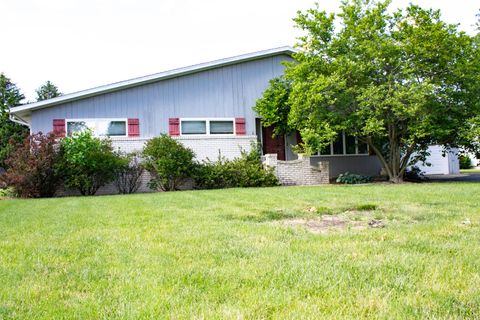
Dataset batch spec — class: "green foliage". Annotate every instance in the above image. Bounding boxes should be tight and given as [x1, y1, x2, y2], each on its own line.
[336, 172, 372, 184]
[0, 133, 62, 198]
[256, 0, 480, 183]
[114, 152, 145, 194]
[143, 134, 196, 191]
[0, 187, 15, 198]
[404, 166, 427, 182]
[459, 155, 472, 170]
[194, 146, 279, 189]
[254, 76, 293, 137]
[354, 203, 378, 211]
[0, 73, 29, 168]
[58, 130, 122, 195]
[35, 80, 61, 101]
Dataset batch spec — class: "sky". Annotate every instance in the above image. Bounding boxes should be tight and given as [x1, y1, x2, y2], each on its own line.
[1, 0, 478, 101]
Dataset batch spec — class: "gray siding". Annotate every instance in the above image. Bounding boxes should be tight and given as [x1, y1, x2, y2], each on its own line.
[310, 155, 383, 178]
[31, 55, 291, 137]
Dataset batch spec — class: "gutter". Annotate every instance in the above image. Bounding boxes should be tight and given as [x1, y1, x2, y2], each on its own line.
[9, 114, 30, 128]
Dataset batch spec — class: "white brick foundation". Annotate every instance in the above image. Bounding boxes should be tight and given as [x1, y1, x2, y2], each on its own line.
[263, 153, 329, 185]
[175, 135, 256, 161]
[57, 136, 258, 196]
[109, 136, 256, 161]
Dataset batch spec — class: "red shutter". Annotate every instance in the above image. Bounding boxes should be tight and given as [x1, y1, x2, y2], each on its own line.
[128, 118, 140, 137]
[235, 117, 246, 135]
[169, 118, 180, 136]
[53, 119, 65, 137]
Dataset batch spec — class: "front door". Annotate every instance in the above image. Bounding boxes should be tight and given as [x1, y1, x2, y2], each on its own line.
[262, 125, 286, 160]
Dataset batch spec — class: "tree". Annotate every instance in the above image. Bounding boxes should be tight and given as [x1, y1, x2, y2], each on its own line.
[0, 73, 29, 168]
[254, 76, 293, 137]
[476, 9, 479, 30]
[35, 80, 61, 101]
[255, 0, 480, 182]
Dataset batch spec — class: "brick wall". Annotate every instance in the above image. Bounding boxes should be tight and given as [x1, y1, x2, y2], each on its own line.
[263, 153, 329, 185]
[109, 136, 256, 161]
[57, 136, 257, 196]
[174, 135, 256, 161]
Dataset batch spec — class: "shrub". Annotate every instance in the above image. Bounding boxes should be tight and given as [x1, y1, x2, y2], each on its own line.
[459, 155, 472, 169]
[0, 133, 61, 197]
[404, 166, 427, 182]
[0, 187, 15, 198]
[57, 131, 123, 195]
[194, 147, 279, 189]
[114, 152, 145, 194]
[336, 172, 372, 184]
[143, 134, 196, 191]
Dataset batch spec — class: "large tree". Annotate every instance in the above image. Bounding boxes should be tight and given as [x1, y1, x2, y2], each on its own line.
[255, 0, 480, 182]
[35, 80, 61, 101]
[0, 73, 29, 169]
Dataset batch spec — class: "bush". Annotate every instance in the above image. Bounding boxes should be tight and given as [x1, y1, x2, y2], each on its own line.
[0, 133, 61, 197]
[336, 172, 372, 184]
[459, 155, 472, 169]
[194, 147, 279, 189]
[114, 152, 145, 194]
[404, 166, 427, 182]
[0, 187, 16, 198]
[143, 134, 196, 191]
[58, 131, 123, 195]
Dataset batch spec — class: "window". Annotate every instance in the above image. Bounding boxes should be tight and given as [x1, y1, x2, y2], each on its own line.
[180, 118, 234, 135]
[345, 135, 357, 154]
[318, 132, 368, 156]
[210, 121, 234, 134]
[333, 135, 344, 155]
[66, 119, 127, 137]
[181, 120, 207, 135]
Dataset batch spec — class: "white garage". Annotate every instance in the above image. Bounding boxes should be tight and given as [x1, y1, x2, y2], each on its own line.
[414, 145, 460, 175]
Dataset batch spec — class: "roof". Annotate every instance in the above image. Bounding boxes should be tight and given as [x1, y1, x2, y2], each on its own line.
[10, 46, 296, 116]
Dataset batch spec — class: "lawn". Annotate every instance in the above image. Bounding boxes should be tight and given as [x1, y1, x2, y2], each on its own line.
[460, 168, 480, 174]
[0, 183, 479, 319]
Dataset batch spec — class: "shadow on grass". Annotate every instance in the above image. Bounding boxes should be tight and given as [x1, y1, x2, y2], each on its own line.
[225, 203, 380, 223]
[225, 209, 304, 223]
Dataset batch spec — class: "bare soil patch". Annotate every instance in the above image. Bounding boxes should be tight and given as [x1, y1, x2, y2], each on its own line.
[277, 215, 367, 234]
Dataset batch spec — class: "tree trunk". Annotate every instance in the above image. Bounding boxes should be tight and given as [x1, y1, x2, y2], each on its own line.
[388, 175, 404, 183]
[366, 136, 413, 184]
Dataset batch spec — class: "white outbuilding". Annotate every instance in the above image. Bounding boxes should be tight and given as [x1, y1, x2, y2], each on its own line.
[414, 145, 460, 175]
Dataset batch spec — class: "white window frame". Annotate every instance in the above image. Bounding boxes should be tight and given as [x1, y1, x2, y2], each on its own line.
[66, 118, 128, 138]
[180, 118, 236, 136]
[318, 132, 369, 156]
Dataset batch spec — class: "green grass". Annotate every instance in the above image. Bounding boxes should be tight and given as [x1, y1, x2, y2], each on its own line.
[460, 168, 480, 173]
[0, 183, 479, 319]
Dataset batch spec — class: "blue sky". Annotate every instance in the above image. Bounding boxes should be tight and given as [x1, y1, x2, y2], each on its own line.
[1, 0, 478, 101]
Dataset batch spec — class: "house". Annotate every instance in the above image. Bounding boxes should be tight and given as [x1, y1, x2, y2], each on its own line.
[10, 47, 383, 181]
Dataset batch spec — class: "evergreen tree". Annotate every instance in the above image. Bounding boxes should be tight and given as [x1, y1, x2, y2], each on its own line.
[0, 73, 29, 168]
[35, 80, 61, 101]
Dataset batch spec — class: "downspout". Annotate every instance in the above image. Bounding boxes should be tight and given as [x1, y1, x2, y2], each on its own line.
[9, 114, 31, 129]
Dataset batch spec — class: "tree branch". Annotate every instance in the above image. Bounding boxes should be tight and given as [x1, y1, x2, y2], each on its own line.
[367, 137, 392, 179]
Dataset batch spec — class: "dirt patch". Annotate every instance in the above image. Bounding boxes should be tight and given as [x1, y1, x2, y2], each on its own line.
[277, 215, 367, 234]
